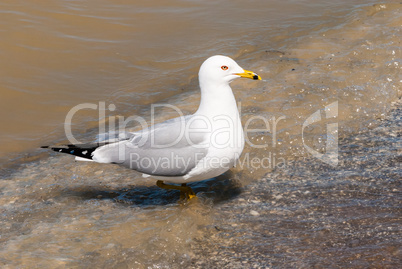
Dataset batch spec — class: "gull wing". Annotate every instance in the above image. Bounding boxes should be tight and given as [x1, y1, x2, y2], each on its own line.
[92, 115, 209, 176]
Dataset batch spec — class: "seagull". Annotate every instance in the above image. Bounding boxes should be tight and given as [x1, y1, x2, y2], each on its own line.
[42, 55, 261, 200]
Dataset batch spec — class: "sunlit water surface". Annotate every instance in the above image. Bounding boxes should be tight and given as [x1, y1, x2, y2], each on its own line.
[0, 1, 401, 268]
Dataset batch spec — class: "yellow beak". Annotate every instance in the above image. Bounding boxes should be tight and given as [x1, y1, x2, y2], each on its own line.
[235, 69, 262, 80]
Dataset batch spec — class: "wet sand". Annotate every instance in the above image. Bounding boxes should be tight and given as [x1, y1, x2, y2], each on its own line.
[190, 98, 401, 268]
[1, 99, 399, 267]
[0, 1, 401, 268]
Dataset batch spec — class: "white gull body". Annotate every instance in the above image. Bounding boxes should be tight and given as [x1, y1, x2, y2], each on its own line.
[53, 55, 261, 184]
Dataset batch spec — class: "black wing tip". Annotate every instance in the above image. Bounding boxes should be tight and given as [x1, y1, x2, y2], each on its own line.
[41, 144, 99, 160]
[40, 143, 99, 150]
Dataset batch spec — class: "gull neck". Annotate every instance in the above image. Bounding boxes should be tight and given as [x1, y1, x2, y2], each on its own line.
[195, 82, 239, 119]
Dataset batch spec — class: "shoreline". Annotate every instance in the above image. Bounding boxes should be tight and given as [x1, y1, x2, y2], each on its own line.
[2, 2, 401, 177]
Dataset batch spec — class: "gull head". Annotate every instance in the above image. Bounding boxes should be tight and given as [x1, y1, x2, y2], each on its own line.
[198, 55, 261, 88]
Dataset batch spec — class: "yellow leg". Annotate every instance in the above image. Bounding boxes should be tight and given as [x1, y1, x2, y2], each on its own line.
[156, 180, 196, 200]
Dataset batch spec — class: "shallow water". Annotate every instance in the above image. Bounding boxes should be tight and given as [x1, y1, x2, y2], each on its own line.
[1, 1, 401, 268]
[1, 0, 399, 164]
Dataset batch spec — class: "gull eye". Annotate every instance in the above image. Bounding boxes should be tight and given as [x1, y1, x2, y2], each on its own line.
[221, 65, 228, 70]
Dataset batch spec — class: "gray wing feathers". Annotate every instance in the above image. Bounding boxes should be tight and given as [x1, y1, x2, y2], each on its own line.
[92, 115, 208, 176]
[96, 131, 134, 143]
